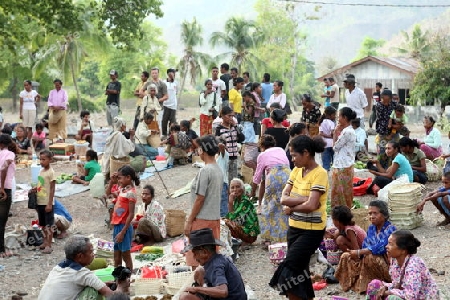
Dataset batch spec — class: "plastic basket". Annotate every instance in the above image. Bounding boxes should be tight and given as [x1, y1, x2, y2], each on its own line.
[166, 270, 193, 289]
[134, 278, 163, 295]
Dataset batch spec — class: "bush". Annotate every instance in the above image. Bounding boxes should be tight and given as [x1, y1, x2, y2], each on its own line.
[68, 96, 103, 112]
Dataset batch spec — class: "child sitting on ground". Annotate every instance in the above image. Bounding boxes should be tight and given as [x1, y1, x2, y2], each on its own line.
[162, 124, 191, 167]
[417, 171, 450, 226]
[352, 119, 368, 158]
[32, 123, 46, 152]
[388, 104, 410, 138]
[72, 150, 101, 185]
[75, 110, 95, 146]
[180, 118, 198, 141]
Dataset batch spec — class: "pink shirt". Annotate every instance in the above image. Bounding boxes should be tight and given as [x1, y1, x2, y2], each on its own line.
[32, 131, 46, 146]
[0, 149, 16, 189]
[252, 147, 289, 184]
[48, 89, 68, 109]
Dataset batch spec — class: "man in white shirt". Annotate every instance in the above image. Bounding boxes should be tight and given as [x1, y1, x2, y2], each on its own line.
[211, 67, 226, 109]
[344, 74, 368, 129]
[162, 68, 178, 137]
[38, 235, 126, 300]
[328, 77, 340, 110]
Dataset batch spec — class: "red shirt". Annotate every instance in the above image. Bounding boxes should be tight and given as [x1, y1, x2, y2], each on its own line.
[261, 118, 290, 129]
[111, 186, 137, 225]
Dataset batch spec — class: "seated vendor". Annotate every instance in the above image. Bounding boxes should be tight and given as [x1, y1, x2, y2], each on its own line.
[72, 150, 101, 185]
[224, 178, 260, 244]
[417, 172, 450, 226]
[38, 235, 127, 299]
[399, 137, 427, 184]
[133, 184, 166, 246]
[75, 110, 95, 146]
[180, 228, 247, 300]
[32, 123, 46, 152]
[163, 124, 191, 167]
[14, 125, 32, 158]
[135, 112, 158, 160]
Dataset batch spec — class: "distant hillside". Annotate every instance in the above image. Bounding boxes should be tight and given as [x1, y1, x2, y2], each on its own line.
[150, 0, 447, 68]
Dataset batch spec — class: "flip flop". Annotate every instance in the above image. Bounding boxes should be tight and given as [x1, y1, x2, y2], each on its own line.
[41, 247, 53, 254]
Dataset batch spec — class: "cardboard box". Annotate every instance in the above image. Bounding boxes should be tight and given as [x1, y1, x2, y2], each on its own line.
[49, 143, 75, 156]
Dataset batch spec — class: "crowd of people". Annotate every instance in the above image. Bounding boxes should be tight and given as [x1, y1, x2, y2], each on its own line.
[0, 66, 446, 299]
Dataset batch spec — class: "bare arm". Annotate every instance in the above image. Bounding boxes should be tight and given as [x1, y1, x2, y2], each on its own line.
[289, 190, 323, 214]
[185, 284, 228, 299]
[370, 162, 398, 178]
[411, 158, 426, 173]
[185, 194, 206, 235]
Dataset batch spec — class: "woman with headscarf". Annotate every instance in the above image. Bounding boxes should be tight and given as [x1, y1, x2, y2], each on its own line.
[102, 117, 135, 177]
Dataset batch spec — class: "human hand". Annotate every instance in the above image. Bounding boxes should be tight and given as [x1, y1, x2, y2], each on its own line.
[115, 231, 125, 243]
[282, 205, 292, 215]
[349, 249, 360, 259]
[417, 201, 425, 212]
[184, 286, 198, 294]
[45, 204, 53, 213]
[184, 220, 192, 237]
[129, 129, 135, 137]
[20, 114, 23, 120]
[0, 189, 6, 201]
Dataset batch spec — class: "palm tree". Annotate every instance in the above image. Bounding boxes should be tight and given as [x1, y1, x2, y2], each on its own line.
[178, 18, 212, 102]
[209, 17, 264, 76]
[396, 24, 430, 60]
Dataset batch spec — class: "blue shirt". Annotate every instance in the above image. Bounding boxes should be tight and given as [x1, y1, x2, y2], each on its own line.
[54, 199, 73, 222]
[261, 82, 273, 105]
[363, 221, 396, 255]
[393, 153, 413, 182]
[203, 253, 247, 300]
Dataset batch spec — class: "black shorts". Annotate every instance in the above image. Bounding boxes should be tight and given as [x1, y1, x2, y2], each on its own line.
[36, 205, 55, 227]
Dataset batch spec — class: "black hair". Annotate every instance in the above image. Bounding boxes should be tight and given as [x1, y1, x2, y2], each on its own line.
[142, 71, 149, 78]
[243, 91, 255, 101]
[180, 120, 191, 130]
[251, 82, 261, 92]
[53, 79, 62, 84]
[263, 73, 271, 82]
[387, 141, 400, 152]
[331, 205, 355, 226]
[220, 63, 229, 71]
[24, 80, 32, 86]
[220, 105, 233, 117]
[381, 89, 393, 97]
[204, 79, 212, 86]
[107, 292, 130, 300]
[118, 165, 140, 186]
[323, 78, 328, 82]
[269, 102, 282, 109]
[35, 123, 44, 130]
[80, 110, 90, 119]
[0, 134, 13, 147]
[212, 66, 218, 70]
[444, 171, 450, 179]
[0, 107, 3, 113]
[233, 77, 244, 86]
[288, 123, 307, 137]
[86, 149, 98, 161]
[319, 106, 337, 125]
[196, 135, 219, 156]
[40, 149, 54, 159]
[144, 112, 154, 121]
[170, 124, 181, 132]
[274, 80, 284, 88]
[243, 71, 249, 77]
[328, 77, 335, 82]
[392, 230, 421, 254]
[270, 109, 286, 123]
[369, 200, 389, 219]
[351, 118, 361, 127]
[259, 134, 276, 149]
[1, 126, 12, 135]
[302, 93, 313, 102]
[142, 184, 155, 198]
[399, 137, 419, 148]
[339, 107, 357, 122]
[424, 116, 436, 125]
[230, 67, 238, 73]
[376, 82, 383, 88]
[289, 135, 326, 156]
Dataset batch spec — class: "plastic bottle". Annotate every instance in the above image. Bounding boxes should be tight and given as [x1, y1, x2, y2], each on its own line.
[31, 154, 41, 184]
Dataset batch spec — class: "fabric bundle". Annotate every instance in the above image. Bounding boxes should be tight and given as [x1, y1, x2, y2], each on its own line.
[388, 183, 424, 230]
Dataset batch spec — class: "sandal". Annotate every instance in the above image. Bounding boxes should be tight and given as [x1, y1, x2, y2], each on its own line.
[41, 247, 53, 254]
[437, 219, 450, 226]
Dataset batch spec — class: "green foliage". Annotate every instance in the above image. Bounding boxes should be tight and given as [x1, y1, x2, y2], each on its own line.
[396, 24, 430, 60]
[67, 96, 103, 113]
[353, 36, 386, 61]
[79, 61, 103, 98]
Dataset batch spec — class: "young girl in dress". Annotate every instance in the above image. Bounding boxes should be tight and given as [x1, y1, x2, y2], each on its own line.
[319, 106, 336, 171]
[242, 91, 256, 143]
[111, 166, 140, 271]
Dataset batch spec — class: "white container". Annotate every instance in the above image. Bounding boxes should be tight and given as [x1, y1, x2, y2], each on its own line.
[89, 173, 105, 198]
[73, 142, 89, 156]
[153, 160, 167, 171]
[92, 128, 111, 153]
[157, 147, 165, 156]
[31, 164, 42, 184]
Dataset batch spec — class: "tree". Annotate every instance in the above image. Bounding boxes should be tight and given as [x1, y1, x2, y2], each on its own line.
[210, 17, 264, 76]
[178, 18, 212, 102]
[396, 24, 430, 60]
[317, 56, 339, 76]
[353, 36, 386, 61]
[79, 61, 103, 98]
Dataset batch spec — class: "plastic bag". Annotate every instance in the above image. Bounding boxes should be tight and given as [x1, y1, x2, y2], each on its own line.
[171, 238, 186, 254]
[141, 266, 163, 279]
[377, 174, 409, 202]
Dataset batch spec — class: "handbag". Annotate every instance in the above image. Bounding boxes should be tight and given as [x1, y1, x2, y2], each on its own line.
[26, 229, 44, 246]
[27, 191, 37, 209]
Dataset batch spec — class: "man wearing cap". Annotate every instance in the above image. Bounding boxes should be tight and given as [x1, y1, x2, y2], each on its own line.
[161, 68, 178, 137]
[149, 67, 168, 133]
[344, 74, 368, 129]
[105, 70, 121, 127]
[180, 228, 247, 300]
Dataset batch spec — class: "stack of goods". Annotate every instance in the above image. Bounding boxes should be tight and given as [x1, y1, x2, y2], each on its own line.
[388, 183, 424, 230]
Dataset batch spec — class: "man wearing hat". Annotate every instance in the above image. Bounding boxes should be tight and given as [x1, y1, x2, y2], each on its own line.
[180, 228, 247, 300]
[162, 68, 178, 137]
[105, 70, 121, 127]
[344, 74, 368, 129]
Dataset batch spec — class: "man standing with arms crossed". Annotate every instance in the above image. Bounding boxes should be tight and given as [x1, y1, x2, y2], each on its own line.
[133, 71, 149, 130]
[105, 70, 121, 127]
[161, 68, 178, 137]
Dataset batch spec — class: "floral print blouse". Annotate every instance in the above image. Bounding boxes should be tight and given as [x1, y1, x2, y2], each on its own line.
[301, 105, 321, 124]
[143, 200, 167, 239]
[385, 255, 439, 299]
[332, 125, 356, 168]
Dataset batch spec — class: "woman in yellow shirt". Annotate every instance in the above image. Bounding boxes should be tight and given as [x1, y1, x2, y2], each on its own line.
[270, 135, 329, 300]
[229, 77, 244, 123]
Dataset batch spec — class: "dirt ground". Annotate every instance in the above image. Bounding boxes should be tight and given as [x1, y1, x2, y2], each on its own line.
[0, 107, 450, 299]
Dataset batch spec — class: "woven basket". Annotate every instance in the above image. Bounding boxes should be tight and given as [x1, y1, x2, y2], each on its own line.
[167, 270, 193, 289]
[323, 238, 338, 251]
[352, 208, 370, 232]
[110, 156, 130, 177]
[326, 250, 342, 265]
[241, 165, 254, 185]
[134, 277, 162, 295]
[165, 209, 186, 237]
